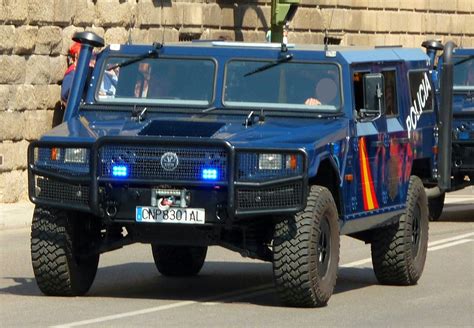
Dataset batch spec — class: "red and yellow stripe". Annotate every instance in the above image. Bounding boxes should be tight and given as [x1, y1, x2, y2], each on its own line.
[359, 137, 379, 211]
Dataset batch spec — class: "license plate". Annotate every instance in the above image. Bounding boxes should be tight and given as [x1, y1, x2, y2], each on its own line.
[136, 206, 205, 224]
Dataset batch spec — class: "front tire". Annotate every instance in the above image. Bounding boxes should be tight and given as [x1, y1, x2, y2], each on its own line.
[30, 206, 100, 296]
[151, 245, 207, 276]
[371, 176, 429, 285]
[273, 186, 340, 307]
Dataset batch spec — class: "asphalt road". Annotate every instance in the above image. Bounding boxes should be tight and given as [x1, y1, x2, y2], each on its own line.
[1, 188, 473, 327]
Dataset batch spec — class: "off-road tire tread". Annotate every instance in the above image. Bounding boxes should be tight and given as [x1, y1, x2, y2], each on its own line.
[371, 176, 429, 285]
[30, 206, 99, 296]
[273, 186, 340, 307]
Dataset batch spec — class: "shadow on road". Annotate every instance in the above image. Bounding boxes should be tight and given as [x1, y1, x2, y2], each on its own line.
[438, 203, 474, 222]
[0, 261, 378, 307]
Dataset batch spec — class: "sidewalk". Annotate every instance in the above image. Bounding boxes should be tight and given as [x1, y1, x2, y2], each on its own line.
[0, 201, 35, 230]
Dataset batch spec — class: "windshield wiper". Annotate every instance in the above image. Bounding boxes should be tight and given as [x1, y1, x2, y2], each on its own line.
[244, 53, 293, 77]
[107, 42, 163, 71]
[454, 55, 474, 66]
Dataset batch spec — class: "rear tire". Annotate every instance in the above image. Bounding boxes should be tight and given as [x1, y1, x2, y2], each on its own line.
[273, 186, 340, 307]
[371, 176, 429, 285]
[428, 192, 445, 221]
[30, 206, 100, 296]
[151, 245, 207, 276]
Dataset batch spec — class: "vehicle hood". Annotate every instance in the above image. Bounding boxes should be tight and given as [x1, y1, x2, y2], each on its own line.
[40, 111, 350, 150]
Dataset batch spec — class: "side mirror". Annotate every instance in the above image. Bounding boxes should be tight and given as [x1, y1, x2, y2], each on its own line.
[359, 73, 385, 120]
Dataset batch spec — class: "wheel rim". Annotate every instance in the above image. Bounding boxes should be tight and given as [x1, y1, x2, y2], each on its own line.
[411, 204, 421, 257]
[317, 216, 331, 278]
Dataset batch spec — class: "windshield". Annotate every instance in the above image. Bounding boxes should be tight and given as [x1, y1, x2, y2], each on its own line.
[224, 60, 341, 111]
[453, 56, 474, 89]
[96, 57, 215, 106]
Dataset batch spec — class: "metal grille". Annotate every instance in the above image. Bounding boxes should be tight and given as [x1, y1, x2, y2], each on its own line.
[35, 176, 89, 205]
[34, 147, 90, 176]
[237, 152, 303, 182]
[99, 145, 228, 181]
[236, 182, 303, 210]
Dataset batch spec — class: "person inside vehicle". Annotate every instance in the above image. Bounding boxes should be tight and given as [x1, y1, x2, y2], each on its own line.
[146, 64, 175, 99]
[99, 65, 119, 97]
[305, 76, 338, 106]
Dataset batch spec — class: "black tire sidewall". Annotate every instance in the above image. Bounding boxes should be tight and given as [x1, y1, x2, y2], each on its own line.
[371, 176, 429, 285]
[313, 190, 340, 297]
[405, 176, 429, 282]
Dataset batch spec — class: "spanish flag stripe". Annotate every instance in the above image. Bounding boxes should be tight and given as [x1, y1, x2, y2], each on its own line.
[359, 137, 379, 211]
[367, 158, 380, 209]
[359, 138, 372, 210]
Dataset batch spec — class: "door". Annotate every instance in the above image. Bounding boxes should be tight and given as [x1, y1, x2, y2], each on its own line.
[351, 70, 388, 215]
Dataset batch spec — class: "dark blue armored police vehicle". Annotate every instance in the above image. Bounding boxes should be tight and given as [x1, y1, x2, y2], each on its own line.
[423, 41, 474, 220]
[29, 31, 442, 307]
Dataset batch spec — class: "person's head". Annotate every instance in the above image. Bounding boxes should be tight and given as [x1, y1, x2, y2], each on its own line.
[314, 76, 338, 105]
[67, 42, 81, 67]
[147, 62, 177, 98]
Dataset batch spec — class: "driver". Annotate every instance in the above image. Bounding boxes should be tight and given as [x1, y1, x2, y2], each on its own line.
[305, 70, 339, 106]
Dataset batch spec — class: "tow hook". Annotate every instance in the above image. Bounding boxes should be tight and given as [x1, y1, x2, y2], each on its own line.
[105, 201, 118, 218]
[157, 196, 175, 211]
[151, 188, 190, 209]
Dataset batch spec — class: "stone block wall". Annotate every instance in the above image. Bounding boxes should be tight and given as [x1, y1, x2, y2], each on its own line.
[0, 0, 473, 203]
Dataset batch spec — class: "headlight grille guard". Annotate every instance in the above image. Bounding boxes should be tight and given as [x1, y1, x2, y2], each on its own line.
[28, 137, 308, 217]
[28, 140, 93, 213]
[234, 148, 308, 216]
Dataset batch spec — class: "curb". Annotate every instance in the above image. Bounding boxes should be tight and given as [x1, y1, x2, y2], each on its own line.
[0, 202, 35, 230]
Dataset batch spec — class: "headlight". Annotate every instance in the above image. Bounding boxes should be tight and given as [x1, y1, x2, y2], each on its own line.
[258, 153, 283, 170]
[64, 148, 88, 163]
[258, 153, 300, 170]
[238, 152, 303, 182]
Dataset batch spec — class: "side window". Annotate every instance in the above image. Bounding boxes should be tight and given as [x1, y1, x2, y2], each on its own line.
[353, 71, 368, 112]
[454, 57, 474, 87]
[382, 70, 398, 116]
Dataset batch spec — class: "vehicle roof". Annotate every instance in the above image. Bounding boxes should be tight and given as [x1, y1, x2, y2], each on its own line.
[105, 41, 430, 65]
[453, 47, 474, 56]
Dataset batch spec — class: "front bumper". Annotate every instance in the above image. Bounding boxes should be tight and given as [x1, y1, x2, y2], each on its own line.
[28, 136, 308, 222]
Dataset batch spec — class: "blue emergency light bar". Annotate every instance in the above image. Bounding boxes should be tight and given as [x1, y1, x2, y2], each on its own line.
[202, 168, 218, 180]
[112, 165, 128, 177]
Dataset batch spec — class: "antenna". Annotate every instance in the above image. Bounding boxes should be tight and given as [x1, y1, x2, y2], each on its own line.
[127, 14, 136, 45]
[161, 22, 165, 45]
[281, 22, 289, 52]
[160, 1, 165, 45]
[324, 8, 335, 51]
